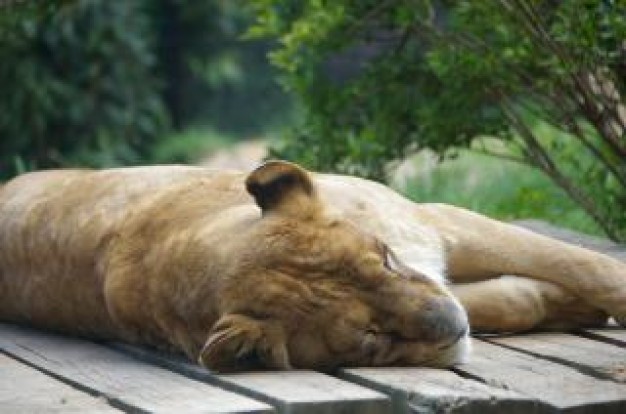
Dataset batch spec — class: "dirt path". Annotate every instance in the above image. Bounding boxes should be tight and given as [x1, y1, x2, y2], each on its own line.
[199, 140, 267, 171]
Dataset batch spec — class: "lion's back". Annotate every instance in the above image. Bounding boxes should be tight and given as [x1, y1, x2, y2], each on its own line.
[0, 165, 247, 334]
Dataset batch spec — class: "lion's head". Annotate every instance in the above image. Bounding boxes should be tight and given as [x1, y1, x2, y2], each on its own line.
[199, 161, 469, 371]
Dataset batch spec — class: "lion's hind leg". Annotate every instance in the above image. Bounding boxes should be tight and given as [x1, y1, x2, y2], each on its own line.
[416, 203, 626, 326]
[451, 276, 609, 333]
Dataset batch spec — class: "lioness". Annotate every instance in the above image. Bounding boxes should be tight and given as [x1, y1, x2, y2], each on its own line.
[0, 161, 624, 371]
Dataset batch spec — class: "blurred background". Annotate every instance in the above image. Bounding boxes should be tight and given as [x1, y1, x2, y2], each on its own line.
[0, 0, 624, 241]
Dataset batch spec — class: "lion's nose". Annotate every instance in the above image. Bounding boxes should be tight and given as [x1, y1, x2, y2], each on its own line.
[413, 297, 469, 344]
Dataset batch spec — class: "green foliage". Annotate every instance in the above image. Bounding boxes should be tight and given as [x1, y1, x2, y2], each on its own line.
[0, 0, 167, 178]
[405, 150, 601, 236]
[0, 1, 293, 179]
[249, 0, 626, 241]
[149, 128, 233, 164]
[148, 0, 293, 135]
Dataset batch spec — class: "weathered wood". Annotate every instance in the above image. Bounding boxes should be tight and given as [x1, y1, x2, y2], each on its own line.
[216, 371, 390, 414]
[339, 367, 543, 414]
[487, 332, 626, 382]
[0, 324, 273, 413]
[455, 339, 626, 413]
[114, 343, 391, 414]
[0, 353, 120, 413]
[580, 328, 626, 348]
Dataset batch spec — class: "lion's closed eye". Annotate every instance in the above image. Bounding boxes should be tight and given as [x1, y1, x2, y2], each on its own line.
[382, 245, 402, 275]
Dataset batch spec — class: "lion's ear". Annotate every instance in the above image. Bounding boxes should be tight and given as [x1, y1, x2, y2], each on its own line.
[245, 160, 319, 217]
[199, 314, 291, 372]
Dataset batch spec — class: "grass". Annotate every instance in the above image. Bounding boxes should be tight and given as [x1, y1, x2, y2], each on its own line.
[148, 128, 236, 165]
[402, 150, 603, 236]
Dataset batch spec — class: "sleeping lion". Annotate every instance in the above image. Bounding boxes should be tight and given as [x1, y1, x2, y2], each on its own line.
[0, 160, 624, 371]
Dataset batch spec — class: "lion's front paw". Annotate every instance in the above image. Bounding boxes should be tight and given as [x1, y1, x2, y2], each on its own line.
[607, 294, 626, 327]
[615, 315, 626, 327]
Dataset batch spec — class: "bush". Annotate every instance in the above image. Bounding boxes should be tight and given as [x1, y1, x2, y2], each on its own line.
[147, 0, 294, 135]
[0, 0, 167, 178]
[0, 1, 293, 179]
[249, 0, 626, 241]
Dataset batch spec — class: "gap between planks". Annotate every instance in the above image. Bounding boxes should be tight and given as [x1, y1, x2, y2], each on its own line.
[112, 342, 391, 414]
[452, 337, 626, 413]
[0, 352, 121, 413]
[0, 323, 273, 414]
[480, 332, 626, 383]
[577, 327, 626, 348]
[1, 348, 136, 413]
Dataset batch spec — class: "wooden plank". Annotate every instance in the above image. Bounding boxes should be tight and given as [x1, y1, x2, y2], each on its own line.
[338, 367, 544, 414]
[0, 353, 120, 413]
[487, 332, 626, 382]
[455, 339, 626, 413]
[114, 342, 391, 414]
[216, 371, 391, 414]
[580, 329, 626, 347]
[0, 324, 273, 413]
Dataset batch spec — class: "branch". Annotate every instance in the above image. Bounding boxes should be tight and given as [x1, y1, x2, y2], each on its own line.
[344, 0, 397, 38]
[467, 147, 534, 167]
[505, 0, 626, 157]
[498, 92, 620, 240]
[513, 95, 626, 188]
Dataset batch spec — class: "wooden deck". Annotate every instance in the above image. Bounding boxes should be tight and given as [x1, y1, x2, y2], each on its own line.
[1, 221, 625, 413]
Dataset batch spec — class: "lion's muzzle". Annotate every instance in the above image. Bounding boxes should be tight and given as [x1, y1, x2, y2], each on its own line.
[417, 296, 469, 345]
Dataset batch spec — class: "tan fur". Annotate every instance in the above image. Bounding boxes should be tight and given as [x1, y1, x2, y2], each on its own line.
[0, 161, 624, 371]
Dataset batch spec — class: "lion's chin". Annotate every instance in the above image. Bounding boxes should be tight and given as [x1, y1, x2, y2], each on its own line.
[426, 334, 472, 368]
